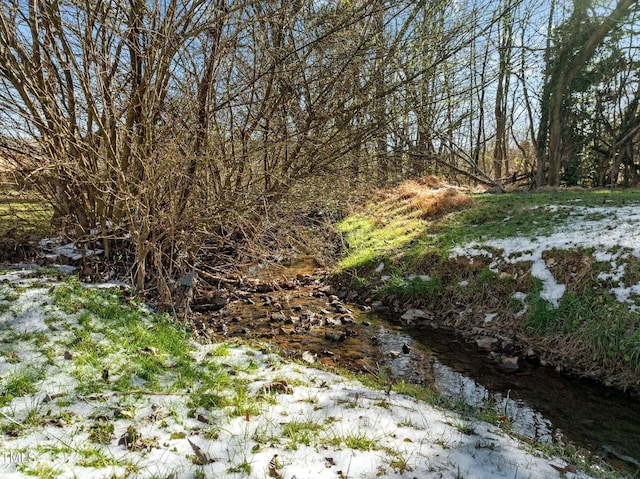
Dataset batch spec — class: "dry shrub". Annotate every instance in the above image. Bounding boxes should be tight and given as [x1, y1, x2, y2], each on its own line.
[395, 180, 424, 199]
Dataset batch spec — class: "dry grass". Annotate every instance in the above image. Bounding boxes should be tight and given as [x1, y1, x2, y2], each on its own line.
[393, 179, 475, 219]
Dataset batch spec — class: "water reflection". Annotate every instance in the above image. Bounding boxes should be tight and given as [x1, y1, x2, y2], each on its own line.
[431, 361, 556, 443]
[405, 325, 640, 475]
[345, 316, 640, 474]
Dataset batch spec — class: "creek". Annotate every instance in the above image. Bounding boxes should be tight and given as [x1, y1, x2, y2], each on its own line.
[194, 258, 640, 476]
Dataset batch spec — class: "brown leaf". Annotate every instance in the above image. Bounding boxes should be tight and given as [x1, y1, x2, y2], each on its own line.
[188, 438, 214, 465]
[268, 454, 283, 478]
[196, 413, 211, 424]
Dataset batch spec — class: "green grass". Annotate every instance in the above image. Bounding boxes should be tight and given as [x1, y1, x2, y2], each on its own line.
[76, 447, 120, 468]
[49, 278, 206, 395]
[325, 430, 381, 451]
[0, 191, 53, 237]
[88, 419, 115, 444]
[523, 280, 640, 372]
[227, 461, 252, 475]
[378, 274, 444, 300]
[337, 188, 640, 273]
[0, 365, 46, 406]
[281, 420, 325, 449]
[337, 214, 424, 270]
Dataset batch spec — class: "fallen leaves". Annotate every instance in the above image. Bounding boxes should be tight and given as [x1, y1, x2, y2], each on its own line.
[118, 425, 158, 452]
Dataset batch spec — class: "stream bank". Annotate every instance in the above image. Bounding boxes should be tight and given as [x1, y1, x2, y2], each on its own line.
[189, 257, 640, 476]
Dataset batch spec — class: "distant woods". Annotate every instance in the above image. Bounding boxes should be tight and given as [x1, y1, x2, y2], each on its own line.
[0, 0, 638, 298]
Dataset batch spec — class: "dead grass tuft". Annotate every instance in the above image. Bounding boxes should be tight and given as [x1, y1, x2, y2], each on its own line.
[394, 180, 474, 219]
[415, 175, 446, 188]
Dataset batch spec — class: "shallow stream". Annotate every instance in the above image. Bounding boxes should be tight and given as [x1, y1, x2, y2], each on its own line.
[198, 259, 640, 475]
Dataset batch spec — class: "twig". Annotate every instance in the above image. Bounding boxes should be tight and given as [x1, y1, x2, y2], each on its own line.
[0, 410, 22, 426]
[78, 390, 191, 401]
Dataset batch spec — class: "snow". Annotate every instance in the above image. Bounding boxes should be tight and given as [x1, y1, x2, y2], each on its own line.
[451, 204, 640, 309]
[0, 267, 599, 479]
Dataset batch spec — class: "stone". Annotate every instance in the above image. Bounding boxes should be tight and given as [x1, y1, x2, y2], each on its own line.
[499, 356, 519, 373]
[501, 339, 515, 354]
[339, 314, 356, 324]
[476, 337, 499, 352]
[301, 351, 316, 364]
[178, 271, 196, 287]
[325, 317, 342, 326]
[324, 331, 346, 342]
[400, 308, 430, 322]
[371, 301, 389, 313]
[269, 312, 286, 322]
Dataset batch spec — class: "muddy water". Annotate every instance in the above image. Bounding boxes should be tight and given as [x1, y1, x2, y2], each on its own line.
[198, 259, 640, 475]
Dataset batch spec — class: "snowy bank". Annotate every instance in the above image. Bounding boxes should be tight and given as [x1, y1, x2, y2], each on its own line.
[0, 268, 602, 479]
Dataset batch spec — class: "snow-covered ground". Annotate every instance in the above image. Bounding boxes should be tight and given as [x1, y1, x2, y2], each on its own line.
[451, 203, 640, 309]
[0, 267, 601, 479]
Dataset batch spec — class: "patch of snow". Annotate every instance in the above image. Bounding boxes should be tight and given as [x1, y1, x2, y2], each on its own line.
[54, 243, 104, 262]
[512, 291, 529, 318]
[452, 204, 640, 308]
[1, 288, 53, 333]
[484, 313, 498, 324]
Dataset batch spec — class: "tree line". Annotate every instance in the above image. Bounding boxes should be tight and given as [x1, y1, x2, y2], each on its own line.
[0, 0, 638, 300]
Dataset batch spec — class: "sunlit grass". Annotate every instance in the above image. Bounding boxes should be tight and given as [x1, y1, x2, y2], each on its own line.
[0, 191, 53, 237]
[281, 419, 325, 449]
[337, 213, 424, 270]
[339, 186, 640, 274]
[325, 430, 381, 451]
[0, 366, 46, 406]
